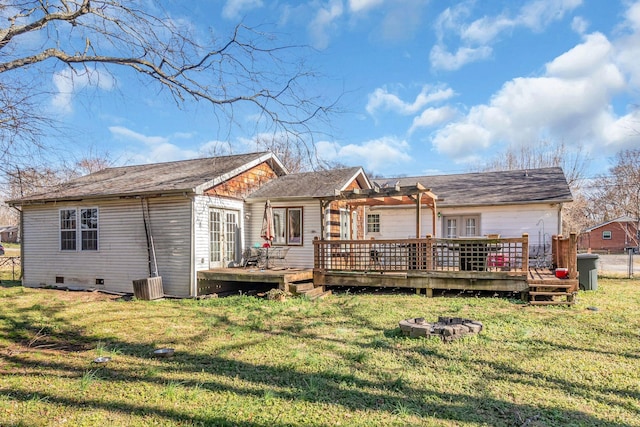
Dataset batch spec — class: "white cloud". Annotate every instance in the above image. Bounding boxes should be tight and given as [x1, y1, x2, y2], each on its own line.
[571, 16, 589, 34]
[308, 0, 344, 49]
[518, 0, 582, 31]
[366, 85, 455, 116]
[428, 28, 636, 162]
[222, 0, 264, 20]
[461, 15, 514, 45]
[545, 32, 613, 78]
[108, 126, 198, 162]
[349, 0, 384, 13]
[409, 106, 458, 134]
[431, 0, 582, 71]
[316, 136, 412, 174]
[51, 68, 115, 114]
[615, 2, 640, 90]
[627, 1, 640, 31]
[429, 45, 492, 72]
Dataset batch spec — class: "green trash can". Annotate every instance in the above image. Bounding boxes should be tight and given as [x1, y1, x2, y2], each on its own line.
[577, 253, 599, 291]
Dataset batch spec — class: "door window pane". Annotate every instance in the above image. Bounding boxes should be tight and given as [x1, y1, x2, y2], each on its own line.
[210, 211, 222, 262]
[288, 208, 302, 245]
[60, 209, 77, 250]
[446, 218, 457, 238]
[273, 208, 286, 244]
[80, 208, 98, 250]
[465, 218, 477, 236]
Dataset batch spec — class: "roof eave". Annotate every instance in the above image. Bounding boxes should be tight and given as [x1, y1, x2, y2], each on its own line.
[437, 198, 572, 208]
[9, 189, 197, 206]
[194, 152, 288, 194]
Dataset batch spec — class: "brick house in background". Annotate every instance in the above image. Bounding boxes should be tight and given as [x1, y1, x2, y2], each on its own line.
[578, 216, 639, 253]
[0, 225, 19, 243]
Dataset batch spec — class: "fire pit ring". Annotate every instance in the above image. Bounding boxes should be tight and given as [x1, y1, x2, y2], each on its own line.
[399, 316, 483, 341]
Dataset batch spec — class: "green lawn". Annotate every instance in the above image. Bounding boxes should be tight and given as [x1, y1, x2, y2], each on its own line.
[0, 279, 638, 426]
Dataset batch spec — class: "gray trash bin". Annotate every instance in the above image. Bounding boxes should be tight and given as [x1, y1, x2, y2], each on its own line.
[577, 253, 599, 291]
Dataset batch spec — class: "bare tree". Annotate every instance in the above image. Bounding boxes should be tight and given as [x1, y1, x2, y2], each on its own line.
[0, 150, 113, 226]
[589, 148, 640, 222]
[475, 140, 590, 234]
[252, 135, 311, 173]
[0, 1, 333, 173]
[477, 140, 588, 189]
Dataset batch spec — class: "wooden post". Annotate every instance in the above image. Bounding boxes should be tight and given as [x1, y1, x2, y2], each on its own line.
[522, 233, 529, 272]
[320, 200, 327, 240]
[415, 193, 422, 239]
[568, 232, 578, 281]
[432, 200, 437, 236]
[313, 236, 322, 270]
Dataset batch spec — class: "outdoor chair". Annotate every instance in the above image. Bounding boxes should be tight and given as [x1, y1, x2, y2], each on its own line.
[242, 247, 263, 267]
[268, 247, 290, 269]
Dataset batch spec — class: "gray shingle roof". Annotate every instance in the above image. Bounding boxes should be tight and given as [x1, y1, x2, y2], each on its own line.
[10, 152, 280, 204]
[584, 215, 638, 232]
[246, 167, 365, 200]
[377, 167, 572, 206]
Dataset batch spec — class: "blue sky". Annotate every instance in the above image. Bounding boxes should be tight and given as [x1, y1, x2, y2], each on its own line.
[41, 1, 640, 178]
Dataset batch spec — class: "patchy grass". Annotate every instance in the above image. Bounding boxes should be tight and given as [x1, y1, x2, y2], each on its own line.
[0, 279, 639, 426]
[0, 243, 21, 281]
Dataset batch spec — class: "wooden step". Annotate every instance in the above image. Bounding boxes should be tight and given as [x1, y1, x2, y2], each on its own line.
[289, 282, 314, 294]
[529, 291, 574, 296]
[530, 300, 575, 305]
[528, 280, 575, 287]
[301, 286, 326, 298]
[309, 290, 332, 301]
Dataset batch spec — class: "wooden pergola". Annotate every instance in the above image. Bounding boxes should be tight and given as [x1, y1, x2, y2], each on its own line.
[318, 182, 439, 239]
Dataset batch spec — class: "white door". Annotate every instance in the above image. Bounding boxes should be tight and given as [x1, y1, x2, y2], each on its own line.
[340, 208, 351, 240]
[209, 209, 239, 268]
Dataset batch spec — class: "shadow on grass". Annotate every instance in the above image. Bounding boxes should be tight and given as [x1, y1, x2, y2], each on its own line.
[0, 292, 634, 426]
[0, 279, 22, 288]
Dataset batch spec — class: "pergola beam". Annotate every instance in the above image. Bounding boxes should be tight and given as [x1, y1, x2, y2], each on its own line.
[318, 183, 441, 238]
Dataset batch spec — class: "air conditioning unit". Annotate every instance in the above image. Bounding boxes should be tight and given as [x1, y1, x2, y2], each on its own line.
[132, 276, 164, 300]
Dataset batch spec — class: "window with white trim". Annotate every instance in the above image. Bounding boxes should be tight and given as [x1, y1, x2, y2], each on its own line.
[443, 215, 480, 237]
[367, 213, 380, 233]
[60, 208, 99, 251]
[602, 230, 612, 240]
[273, 207, 303, 245]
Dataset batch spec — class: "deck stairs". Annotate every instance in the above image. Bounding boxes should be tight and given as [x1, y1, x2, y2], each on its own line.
[289, 282, 332, 300]
[528, 269, 577, 306]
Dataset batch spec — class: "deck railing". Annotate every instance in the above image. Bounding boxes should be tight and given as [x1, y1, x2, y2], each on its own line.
[313, 235, 530, 274]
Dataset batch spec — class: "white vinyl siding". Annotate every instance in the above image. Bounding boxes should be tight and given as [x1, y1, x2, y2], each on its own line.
[372, 203, 561, 242]
[443, 215, 480, 237]
[22, 196, 193, 297]
[366, 208, 432, 239]
[193, 195, 245, 272]
[367, 213, 380, 233]
[245, 199, 321, 268]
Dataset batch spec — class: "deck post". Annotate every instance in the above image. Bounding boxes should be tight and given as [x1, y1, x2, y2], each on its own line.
[522, 233, 529, 272]
[415, 193, 422, 239]
[313, 237, 322, 271]
[568, 232, 578, 281]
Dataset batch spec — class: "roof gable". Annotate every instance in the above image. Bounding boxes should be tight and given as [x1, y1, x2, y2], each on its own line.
[246, 167, 370, 200]
[377, 167, 572, 206]
[9, 152, 287, 204]
[584, 216, 638, 232]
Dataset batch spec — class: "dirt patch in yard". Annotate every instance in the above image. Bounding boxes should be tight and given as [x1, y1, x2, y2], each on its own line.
[18, 287, 126, 302]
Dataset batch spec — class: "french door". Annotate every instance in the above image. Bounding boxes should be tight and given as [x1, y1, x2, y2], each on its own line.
[209, 208, 239, 269]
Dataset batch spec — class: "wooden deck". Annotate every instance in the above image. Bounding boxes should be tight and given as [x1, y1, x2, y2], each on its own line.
[196, 234, 578, 305]
[528, 268, 578, 305]
[197, 267, 313, 295]
[312, 234, 579, 305]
